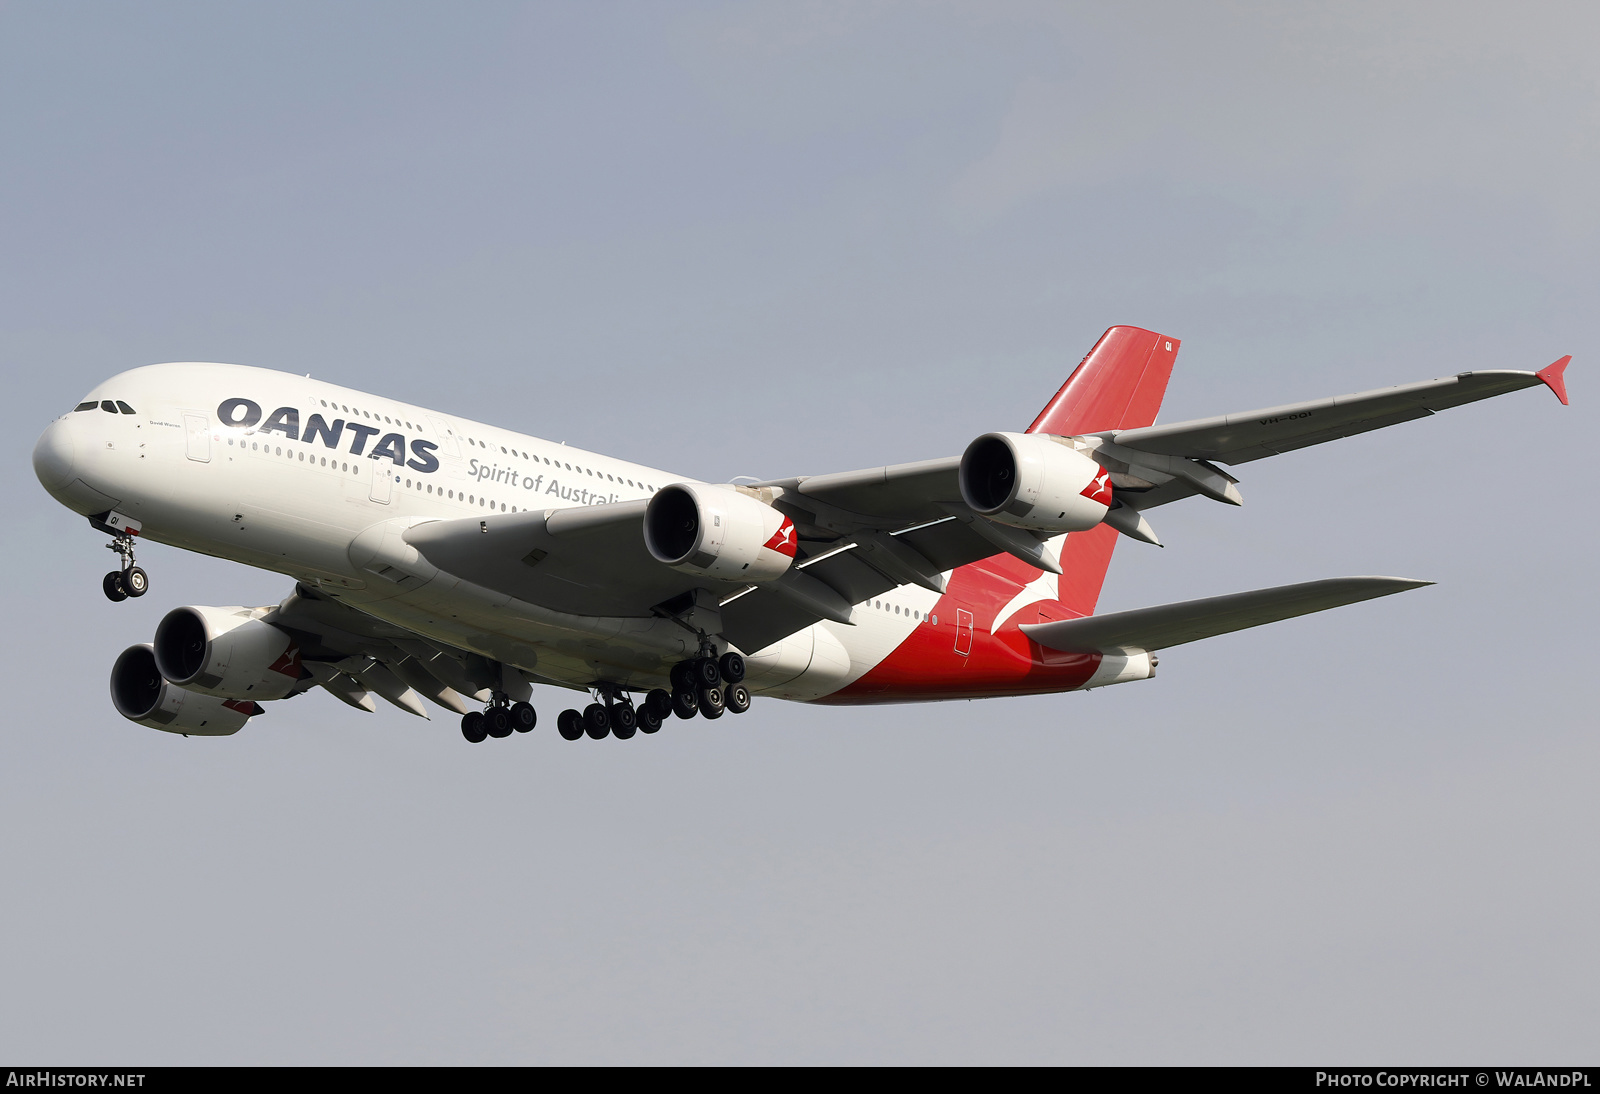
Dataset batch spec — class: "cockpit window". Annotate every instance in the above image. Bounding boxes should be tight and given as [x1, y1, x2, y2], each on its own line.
[100, 401, 118, 413]
[74, 401, 97, 412]
[115, 401, 136, 414]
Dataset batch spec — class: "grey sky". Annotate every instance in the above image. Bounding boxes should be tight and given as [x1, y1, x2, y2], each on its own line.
[1, 1, 1594, 1063]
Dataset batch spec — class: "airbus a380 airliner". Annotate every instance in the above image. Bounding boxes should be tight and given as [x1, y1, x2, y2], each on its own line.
[32, 327, 1570, 743]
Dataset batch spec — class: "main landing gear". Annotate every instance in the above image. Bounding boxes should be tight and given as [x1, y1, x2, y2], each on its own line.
[555, 654, 752, 743]
[555, 682, 663, 742]
[460, 692, 537, 744]
[463, 653, 754, 745]
[101, 532, 148, 603]
[667, 652, 749, 723]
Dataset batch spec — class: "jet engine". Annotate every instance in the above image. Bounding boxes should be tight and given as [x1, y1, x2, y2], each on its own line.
[110, 644, 258, 735]
[152, 605, 303, 701]
[644, 483, 798, 583]
[959, 432, 1113, 533]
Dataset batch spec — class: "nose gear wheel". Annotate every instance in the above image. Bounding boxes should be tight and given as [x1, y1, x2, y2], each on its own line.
[101, 533, 148, 602]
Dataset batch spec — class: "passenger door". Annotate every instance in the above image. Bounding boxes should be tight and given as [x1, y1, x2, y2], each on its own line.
[184, 414, 210, 463]
[368, 463, 394, 504]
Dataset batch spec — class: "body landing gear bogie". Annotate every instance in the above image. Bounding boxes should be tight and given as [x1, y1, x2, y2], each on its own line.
[557, 683, 666, 742]
[464, 692, 537, 744]
[668, 653, 754, 722]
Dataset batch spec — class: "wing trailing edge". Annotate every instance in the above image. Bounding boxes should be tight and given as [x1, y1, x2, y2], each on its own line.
[1020, 576, 1433, 654]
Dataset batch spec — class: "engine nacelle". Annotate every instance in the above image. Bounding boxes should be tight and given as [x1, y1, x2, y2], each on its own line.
[152, 605, 302, 701]
[110, 644, 257, 736]
[959, 432, 1113, 532]
[644, 483, 798, 583]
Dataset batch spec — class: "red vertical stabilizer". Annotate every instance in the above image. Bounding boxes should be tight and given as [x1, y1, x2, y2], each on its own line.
[1027, 326, 1179, 437]
[1030, 326, 1179, 616]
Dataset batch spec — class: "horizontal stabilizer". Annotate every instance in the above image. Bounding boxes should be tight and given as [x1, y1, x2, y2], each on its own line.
[1021, 576, 1433, 654]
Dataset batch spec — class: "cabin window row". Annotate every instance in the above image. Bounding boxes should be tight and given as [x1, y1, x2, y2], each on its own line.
[456, 435, 654, 491]
[229, 437, 362, 472]
[227, 437, 542, 513]
[870, 599, 926, 621]
[398, 477, 526, 514]
[317, 399, 418, 432]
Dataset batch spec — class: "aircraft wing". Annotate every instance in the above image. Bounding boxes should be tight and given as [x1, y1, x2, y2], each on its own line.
[1090, 358, 1569, 513]
[1020, 576, 1431, 654]
[1105, 359, 1569, 466]
[397, 475, 1048, 656]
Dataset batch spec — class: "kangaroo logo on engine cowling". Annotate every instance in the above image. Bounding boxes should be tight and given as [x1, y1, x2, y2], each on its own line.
[763, 516, 798, 558]
[216, 398, 440, 473]
[1080, 468, 1114, 507]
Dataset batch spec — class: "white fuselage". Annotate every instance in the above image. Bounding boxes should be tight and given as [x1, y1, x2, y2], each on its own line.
[35, 363, 938, 702]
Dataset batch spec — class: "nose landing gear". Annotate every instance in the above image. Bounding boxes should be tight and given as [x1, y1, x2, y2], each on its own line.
[102, 532, 147, 602]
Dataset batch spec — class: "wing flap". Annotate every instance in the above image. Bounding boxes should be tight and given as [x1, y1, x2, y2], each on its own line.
[1020, 576, 1432, 653]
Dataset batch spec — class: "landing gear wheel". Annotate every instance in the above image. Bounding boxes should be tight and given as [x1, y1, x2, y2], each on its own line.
[699, 685, 725, 720]
[637, 705, 662, 734]
[725, 683, 751, 714]
[102, 571, 128, 602]
[122, 566, 149, 597]
[510, 702, 536, 732]
[583, 703, 611, 739]
[670, 662, 698, 692]
[646, 689, 673, 719]
[611, 703, 637, 740]
[557, 709, 584, 741]
[672, 689, 700, 720]
[486, 706, 513, 738]
[718, 652, 745, 684]
[694, 657, 722, 689]
[461, 711, 488, 743]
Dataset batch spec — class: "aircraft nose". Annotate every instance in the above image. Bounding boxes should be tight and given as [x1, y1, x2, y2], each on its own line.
[32, 417, 77, 491]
